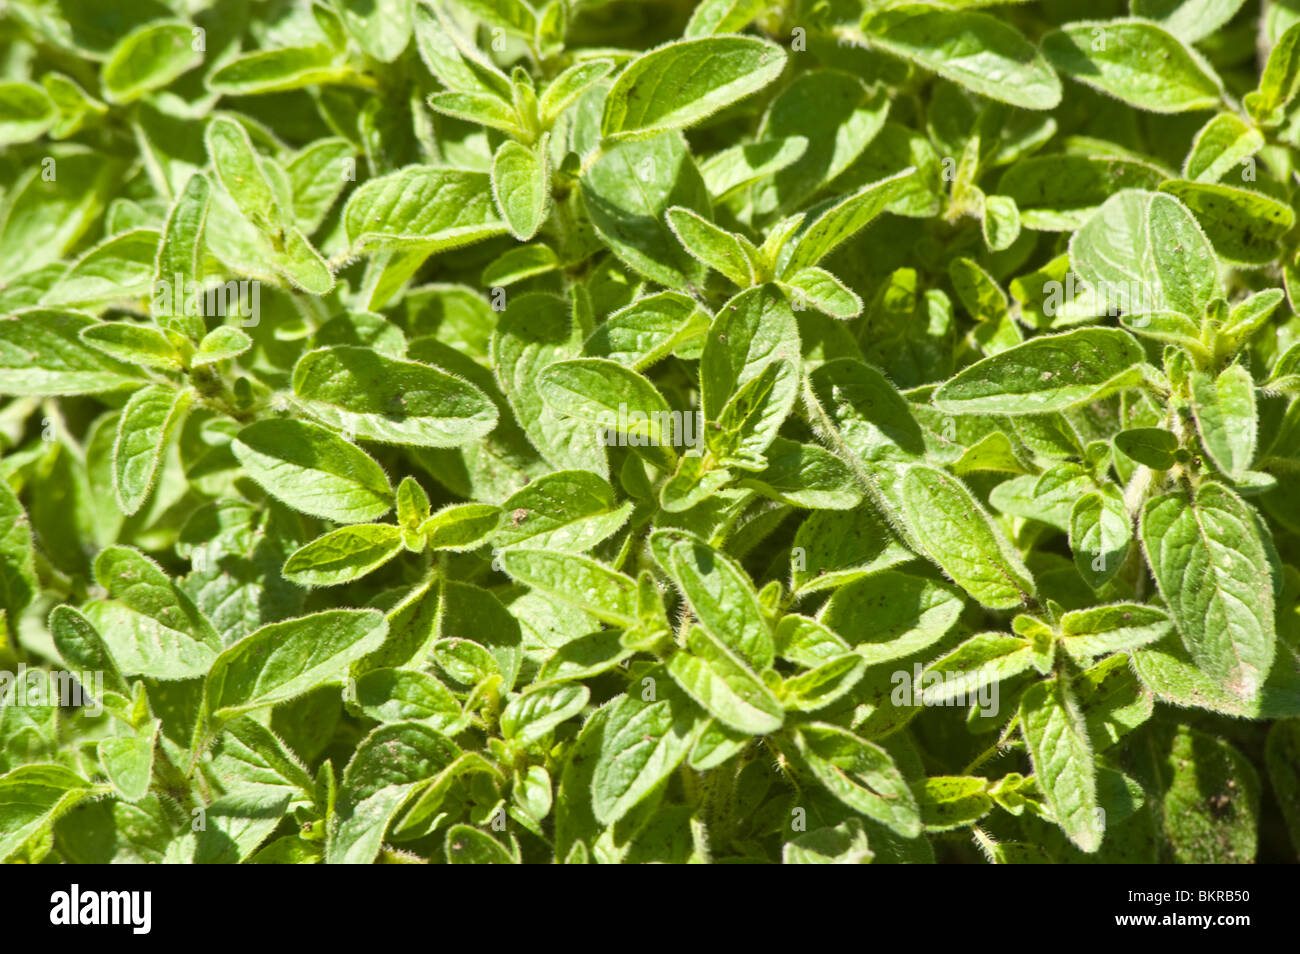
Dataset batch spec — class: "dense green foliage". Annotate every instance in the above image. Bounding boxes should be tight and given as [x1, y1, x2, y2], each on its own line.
[1, 0, 1299, 864]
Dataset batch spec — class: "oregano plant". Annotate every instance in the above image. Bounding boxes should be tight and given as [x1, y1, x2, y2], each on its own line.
[0, 0, 1297, 866]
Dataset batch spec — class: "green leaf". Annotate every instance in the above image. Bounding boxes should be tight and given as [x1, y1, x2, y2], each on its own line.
[0, 765, 94, 862]
[492, 140, 549, 241]
[98, 720, 158, 802]
[343, 166, 507, 254]
[1248, 21, 1300, 123]
[0, 310, 144, 395]
[823, 570, 963, 666]
[193, 327, 252, 367]
[93, 545, 221, 677]
[501, 683, 590, 743]
[327, 722, 460, 864]
[783, 818, 873, 864]
[1160, 726, 1259, 862]
[650, 528, 774, 669]
[780, 653, 868, 713]
[0, 480, 38, 637]
[864, 4, 1062, 110]
[153, 172, 211, 340]
[700, 284, 800, 430]
[1184, 113, 1264, 183]
[282, 524, 405, 587]
[539, 59, 614, 126]
[1020, 676, 1101, 852]
[206, 116, 283, 235]
[102, 21, 201, 105]
[285, 138, 354, 235]
[0, 81, 56, 146]
[738, 437, 862, 509]
[292, 346, 498, 447]
[779, 267, 863, 320]
[445, 824, 516, 863]
[499, 548, 638, 626]
[208, 44, 349, 96]
[412, 1, 512, 99]
[493, 470, 631, 552]
[600, 36, 786, 140]
[919, 632, 1036, 705]
[932, 327, 1145, 416]
[780, 170, 917, 274]
[538, 357, 675, 469]
[1191, 364, 1256, 477]
[204, 609, 388, 722]
[40, 228, 160, 309]
[699, 137, 807, 201]
[582, 292, 710, 370]
[1132, 0, 1247, 44]
[900, 465, 1036, 609]
[336, 0, 414, 62]
[916, 776, 993, 831]
[1158, 179, 1295, 266]
[665, 206, 755, 287]
[1140, 483, 1276, 700]
[1265, 720, 1300, 857]
[1114, 427, 1178, 469]
[998, 155, 1167, 231]
[231, 418, 394, 524]
[1058, 604, 1173, 664]
[581, 133, 712, 291]
[351, 669, 461, 731]
[1069, 487, 1131, 590]
[420, 503, 501, 551]
[789, 723, 921, 838]
[685, 0, 766, 37]
[0, 152, 121, 278]
[591, 681, 700, 825]
[113, 384, 192, 516]
[1043, 20, 1222, 113]
[80, 322, 181, 371]
[666, 625, 783, 735]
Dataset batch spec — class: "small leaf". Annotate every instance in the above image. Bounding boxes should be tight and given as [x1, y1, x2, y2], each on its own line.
[446, 825, 516, 863]
[1069, 487, 1131, 590]
[1058, 604, 1172, 664]
[932, 327, 1145, 416]
[343, 166, 507, 254]
[1043, 20, 1222, 113]
[204, 609, 389, 722]
[1114, 427, 1178, 470]
[1020, 677, 1101, 853]
[665, 626, 784, 735]
[0, 310, 144, 395]
[865, 5, 1061, 110]
[0, 765, 94, 863]
[901, 465, 1036, 609]
[232, 418, 394, 524]
[113, 384, 192, 515]
[650, 529, 774, 669]
[492, 140, 549, 241]
[292, 346, 498, 447]
[501, 684, 591, 743]
[1191, 364, 1256, 477]
[591, 682, 700, 824]
[1141, 483, 1276, 701]
[789, 723, 921, 838]
[0, 81, 57, 146]
[102, 21, 201, 105]
[600, 36, 787, 140]
[499, 549, 638, 626]
[282, 525, 405, 587]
